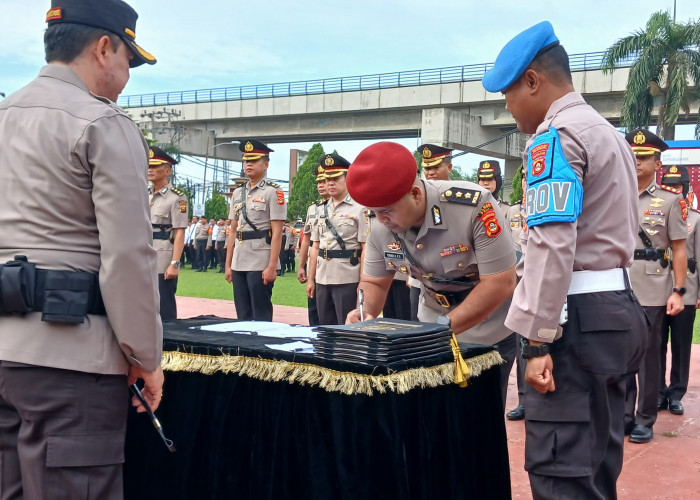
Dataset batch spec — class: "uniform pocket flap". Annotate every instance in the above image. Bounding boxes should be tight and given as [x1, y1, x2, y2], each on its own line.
[578, 305, 630, 332]
[47, 433, 124, 467]
[524, 391, 590, 423]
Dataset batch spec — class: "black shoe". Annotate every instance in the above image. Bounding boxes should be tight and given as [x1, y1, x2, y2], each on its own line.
[624, 422, 634, 436]
[218, 268, 225, 273]
[669, 400, 684, 415]
[506, 405, 525, 421]
[658, 396, 668, 411]
[629, 424, 653, 443]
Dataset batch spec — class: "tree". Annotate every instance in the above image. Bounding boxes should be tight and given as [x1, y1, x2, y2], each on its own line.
[287, 143, 326, 220]
[205, 186, 229, 220]
[510, 165, 524, 205]
[601, 11, 700, 139]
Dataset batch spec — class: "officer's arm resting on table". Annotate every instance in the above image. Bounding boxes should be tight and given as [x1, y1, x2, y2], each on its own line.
[448, 266, 516, 333]
[165, 227, 185, 279]
[224, 220, 239, 283]
[346, 272, 394, 323]
[263, 220, 284, 284]
[306, 241, 320, 298]
[668, 238, 688, 316]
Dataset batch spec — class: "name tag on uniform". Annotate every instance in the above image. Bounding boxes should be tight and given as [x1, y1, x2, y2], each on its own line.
[384, 252, 405, 260]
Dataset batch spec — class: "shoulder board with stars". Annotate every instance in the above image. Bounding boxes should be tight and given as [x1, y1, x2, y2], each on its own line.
[265, 180, 281, 189]
[660, 185, 681, 195]
[442, 188, 481, 206]
[170, 186, 185, 196]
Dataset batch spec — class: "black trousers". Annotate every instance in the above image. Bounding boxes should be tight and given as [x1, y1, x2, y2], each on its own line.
[625, 305, 664, 429]
[494, 333, 520, 411]
[158, 274, 178, 321]
[382, 279, 412, 320]
[285, 248, 295, 271]
[316, 283, 358, 325]
[232, 271, 274, 321]
[216, 241, 226, 270]
[307, 295, 320, 326]
[0, 361, 127, 500]
[660, 305, 696, 401]
[526, 289, 645, 500]
[409, 285, 420, 322]
[195, 239, 208, 271]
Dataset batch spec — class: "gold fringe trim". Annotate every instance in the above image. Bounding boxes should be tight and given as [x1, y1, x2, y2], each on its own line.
[161, 349, 505, 396]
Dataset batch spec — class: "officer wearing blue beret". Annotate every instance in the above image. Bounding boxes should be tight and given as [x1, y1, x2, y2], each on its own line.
[484, 21, 646, 499]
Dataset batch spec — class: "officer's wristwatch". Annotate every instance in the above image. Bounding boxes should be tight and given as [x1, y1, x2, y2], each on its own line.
[170, 260, 181, 268]
[520, 337, 551, 359]
[436, 315, 452, 328]
[673, 287, 686, 296]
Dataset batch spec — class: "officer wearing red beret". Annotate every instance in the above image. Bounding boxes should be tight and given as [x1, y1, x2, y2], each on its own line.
[345, 142, 517, 348]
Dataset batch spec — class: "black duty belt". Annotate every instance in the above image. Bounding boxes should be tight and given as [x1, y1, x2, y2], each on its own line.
[152, 223, 172, 230]
[422, 285, 471, 309]
[320, 249, 360, 260]
[633, 248, 668, 268]
[0, 256, 105, 324]
[153, 232, 170, 240]
[237, 230, 270, 241]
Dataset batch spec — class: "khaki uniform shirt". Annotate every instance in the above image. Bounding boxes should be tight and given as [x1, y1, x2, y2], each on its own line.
[629, 182, 687, 306]
[150, 183, 188, 274]
[229, 179, 287, 271]
[504, 201, 524, 255]
[193, 222, 212, 245]
[311, 194, 368, 285]
[216, 224, 227, 242]
[674, 209, 700, 305]
[303, 201, 323, 256]
[505, 92, 639, 341]
[363, 180, 516, 345]
[0, 65, 162, 374]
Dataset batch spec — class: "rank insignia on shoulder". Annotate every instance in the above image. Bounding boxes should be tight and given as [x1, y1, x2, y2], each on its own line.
[432, 205, 442, 225]
[266, 180, 281, 189]
[661, 185, 681, 194]
[171, 186, 184, 196]
[444, 188, 480, 206]
[178, 200, 187, 213]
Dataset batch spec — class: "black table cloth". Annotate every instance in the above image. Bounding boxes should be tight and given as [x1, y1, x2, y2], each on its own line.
[124, 316, 511, 500]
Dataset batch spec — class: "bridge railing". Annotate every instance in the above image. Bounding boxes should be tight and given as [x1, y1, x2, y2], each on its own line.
[118, 50, 634, 108]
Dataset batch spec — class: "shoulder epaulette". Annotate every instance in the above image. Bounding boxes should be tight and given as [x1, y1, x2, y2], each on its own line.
[660, 185, 681, 195]
[442, 187, 481, 206]
[265, 180, 281, 189]
[364, 208, 376, 218]
[171, 186, 185, 196]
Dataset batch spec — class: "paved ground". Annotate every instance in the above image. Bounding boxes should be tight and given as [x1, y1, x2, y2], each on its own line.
[177, 296, 700, 499]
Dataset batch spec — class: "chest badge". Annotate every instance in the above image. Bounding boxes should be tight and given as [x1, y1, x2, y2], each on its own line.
[440, 244, 469, 257]
[387, 242, 401, 251]
[432, 205, 442, 225]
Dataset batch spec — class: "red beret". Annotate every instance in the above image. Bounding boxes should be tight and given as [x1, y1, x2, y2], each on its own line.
[346, 142, 417, 207]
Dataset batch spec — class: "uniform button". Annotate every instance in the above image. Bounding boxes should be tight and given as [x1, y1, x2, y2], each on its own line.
[416, 243, 424, 250]
[260, 243, 264, 247]
[458, 262, 465, 268]
[247, 195, 251, 198]
[332, 212, 336, 216]
[656, 269, 660, 273]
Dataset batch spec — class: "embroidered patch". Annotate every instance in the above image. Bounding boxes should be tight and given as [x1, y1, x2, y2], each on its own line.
[440, 244, 469, 257]
[680, 199, 688, 221]
[432, 205, 442, 225]
[384, 252, 405, 260]
[476, 204, 502, 238]
[276, 190, 285, 205]
[530, 142, 550, 177]
[387, 242, 401, 251]
[478, 202, 494, 218]
[178, 200, 187, 213]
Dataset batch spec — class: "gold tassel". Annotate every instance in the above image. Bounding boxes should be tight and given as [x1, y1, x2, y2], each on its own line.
[161, 348, 503, 396]
[450, 333, 471, 387]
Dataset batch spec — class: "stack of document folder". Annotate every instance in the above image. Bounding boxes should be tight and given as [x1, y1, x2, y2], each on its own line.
[314, 318, 452, 365]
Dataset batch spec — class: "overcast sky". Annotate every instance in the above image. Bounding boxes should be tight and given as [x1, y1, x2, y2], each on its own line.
[1, 0, 696, 190]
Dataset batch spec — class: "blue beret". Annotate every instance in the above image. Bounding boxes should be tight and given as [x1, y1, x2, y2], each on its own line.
[482, 21, 559, 93]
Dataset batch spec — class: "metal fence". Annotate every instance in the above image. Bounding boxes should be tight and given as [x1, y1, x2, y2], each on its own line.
[118, 50, 634, 108]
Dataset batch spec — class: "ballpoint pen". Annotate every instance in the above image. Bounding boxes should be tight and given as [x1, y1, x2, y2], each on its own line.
[358, 289, 364, 321]
[130, 384, 176, 453]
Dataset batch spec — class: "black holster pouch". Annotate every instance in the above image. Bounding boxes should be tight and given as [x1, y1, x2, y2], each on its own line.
[265, 230, 272, 245]
[688, 258, 697, 274]
[0, 256, 36, 314]
[41, 271, 98, 324]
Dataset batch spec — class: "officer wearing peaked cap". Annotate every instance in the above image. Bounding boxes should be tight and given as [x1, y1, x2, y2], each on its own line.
[0, 0, 161, 497]
[297, 163, 331, 325]
[485, 21, 646, 498]
[625, 128, 687, 445]
[419, 144, 454, 180]
[307, 154, 369, 325]
[659, 164, 698, 418]
[148, 146, 188, 321]
[225, 139, 286, 321]
[345, 142, 517, 348]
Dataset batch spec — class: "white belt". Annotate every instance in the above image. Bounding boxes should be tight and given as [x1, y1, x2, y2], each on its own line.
[567, 268, 628, 296]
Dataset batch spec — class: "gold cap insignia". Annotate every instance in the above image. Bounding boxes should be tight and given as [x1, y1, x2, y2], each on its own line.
[482, 161, 490, 169]
[324, 156, 334, 166]
[422, 148, 431, 158]
[244, 141, 254, 152]
[317, 166, 325, 174]
[149, 149, 154, 159]
[670, 165, 678, 173]
[634, 131, 646, 145]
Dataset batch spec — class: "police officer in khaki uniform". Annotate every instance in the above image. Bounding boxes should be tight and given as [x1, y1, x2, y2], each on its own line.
[298, 165, 330, 325]
[0, 1, 162, 497]
[307, 154, 368, 325]
[193, 216, 212, 272]
[625, 129, 687, 444]
[215, 218, 227, 273]
[484, 22, 646, 498]
[345, 142, 517, 349]
[148, 146, 188, 320]
[225, 140, 287, 321]
[660, 165, 699, 416]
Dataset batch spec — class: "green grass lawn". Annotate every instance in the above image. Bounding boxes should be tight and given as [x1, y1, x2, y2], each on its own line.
[177, 260, 700, 343]
[176, 260, 308, 308]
